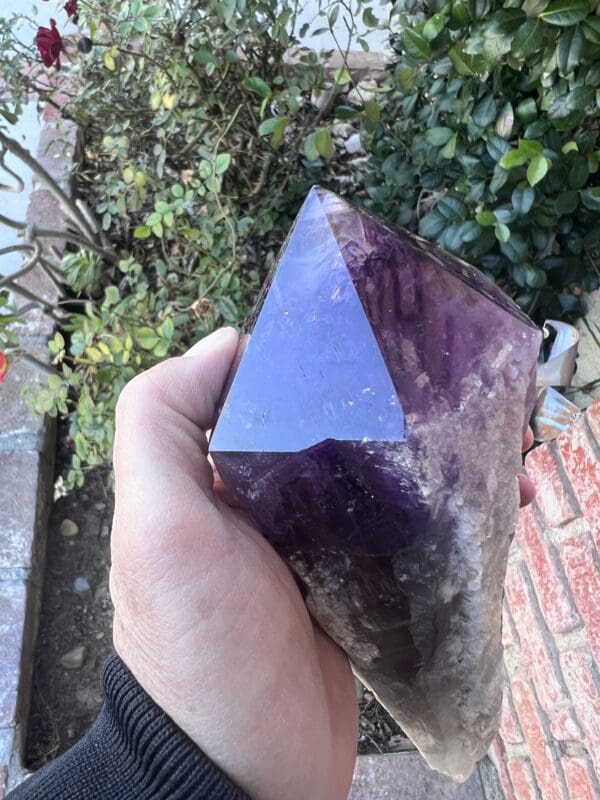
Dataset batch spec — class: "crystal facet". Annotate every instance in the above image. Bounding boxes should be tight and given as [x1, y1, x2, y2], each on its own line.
[209, 187, 542, 781]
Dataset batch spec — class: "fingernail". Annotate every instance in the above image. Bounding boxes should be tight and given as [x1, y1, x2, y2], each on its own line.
[183, 327, 237, 357]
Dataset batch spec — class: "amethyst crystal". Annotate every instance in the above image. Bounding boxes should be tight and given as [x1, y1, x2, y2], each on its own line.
[209, 187, 541, 780]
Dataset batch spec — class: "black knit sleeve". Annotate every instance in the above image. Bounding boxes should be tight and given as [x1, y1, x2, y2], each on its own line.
[7, 655, 250, 800]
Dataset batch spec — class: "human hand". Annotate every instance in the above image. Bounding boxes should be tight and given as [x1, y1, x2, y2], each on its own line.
[109, 328, 359, 800]
[109, 327, 536, 800]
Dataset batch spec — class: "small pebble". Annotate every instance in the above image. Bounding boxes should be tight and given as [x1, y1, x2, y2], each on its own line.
[73, 577, 91, 593]
[345, 133, 364, 155]
[61, 645, 87, 670]
[100, 523, 110, 538]
[331, 122, 354, 139]
[94, 502, 106, 511]
[59, 519, 79, 538]
[95, 632, 104, 640]
[347, 79, 378, 106]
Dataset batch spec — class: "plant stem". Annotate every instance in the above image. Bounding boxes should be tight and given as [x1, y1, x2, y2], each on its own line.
[0, 130, 97, 241]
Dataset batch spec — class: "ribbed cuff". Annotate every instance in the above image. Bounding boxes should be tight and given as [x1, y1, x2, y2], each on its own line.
[8, 655, 250, 800]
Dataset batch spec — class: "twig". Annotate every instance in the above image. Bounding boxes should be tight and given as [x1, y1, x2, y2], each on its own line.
[0, 130, 97, 241]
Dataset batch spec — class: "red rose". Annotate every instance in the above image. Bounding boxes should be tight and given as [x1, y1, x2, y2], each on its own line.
[0, 351, 7, 384]
[36, 19, 63, 69]
[64, 0, 79, 24]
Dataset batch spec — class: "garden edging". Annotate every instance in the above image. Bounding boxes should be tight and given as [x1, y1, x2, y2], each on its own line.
[0, 108, 76, 794]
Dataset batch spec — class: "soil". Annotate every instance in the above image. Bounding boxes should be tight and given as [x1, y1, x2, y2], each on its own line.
[25, 438, 412, 768]
[25, 454, 114, 769]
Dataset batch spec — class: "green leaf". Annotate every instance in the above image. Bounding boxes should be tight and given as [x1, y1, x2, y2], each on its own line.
[549, 86, 595, 118]
[159, 318, 175, 340]
[334, 105, 361, 120]
[581, 187, 600, 211]
[315, 127, 334, 159]
[472, 95, 496, 128]
[495, 223, 511, 243]
[476, 210, 497, 226]
[423, 11, 446, 42]
[136, 327, 160, 350]
[583, 17, 600, 43]
[511, 19, 544, 58]
[395, 65, 416, 92]
[215, 153, 232, 174]
[426, 127, 455, 146]
[152, 339, 170, 358]
[516, 98, 538, 124]
[242, 76, 271, 98]
[258, 117, 283, 136]
[512, 186, 535, 215]
[104, 286, 120, 305]
[259, 116, 288, 147]
[303, 131, 321, 161]
[440, 133, 458, 159]
[333, 66, 352, 85]
[146, 212, 162, 226]
[449, 45, 488, 77]
[499, 150, 527, 169]
[524, 265, 547, 288]
[518, 139, 543, 158]
[363, 100, 380, 132]
[539, 0, 589, 27]
[452, 0, 471, 25]
[555, 190, 579, 214]
[527, 155, 551, 186]
[103, 52, 116, 71]
[569, 157, 590, 188]
[562, 141, 579, 154]
[419, 210, 446, 238]
[557, 26, 584, 76]
[500, 233, 528, 262]
[437, 196, 467, 221]
[271, 117, 288, 148]
[402, 29, 431, 60]
[362, 8, 379, 27]
[133, 226, 151, 239]
[496, 103, 514, 139]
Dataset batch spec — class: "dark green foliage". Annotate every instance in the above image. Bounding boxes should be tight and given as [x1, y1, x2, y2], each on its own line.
[361, 0, 600, 322]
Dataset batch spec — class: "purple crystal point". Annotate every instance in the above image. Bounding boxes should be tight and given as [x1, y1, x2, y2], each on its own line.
[209, 187, 542, 780]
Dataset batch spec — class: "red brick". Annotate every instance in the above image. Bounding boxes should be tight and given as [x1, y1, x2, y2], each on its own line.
[511, 680, 565, 800]
[515, 505, 580, 634]
[560, 648, 600, 775]
[500, 687, 524, 744]
[504, 564, 571, 736]
[556, 420, 600, 550]
[502, 601, 519, 650]
[506, 757, 540, 800]
[490, 739, 517, 800]
[561, 756, 597, 800]
[585, 399, 600, 446]
[526, 445, 578, 528]
[549, 708, 582, 742]
[559, 533, 600, 665]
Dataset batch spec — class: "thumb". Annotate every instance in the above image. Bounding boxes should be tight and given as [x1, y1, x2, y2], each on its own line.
[112, 326, 239, 493]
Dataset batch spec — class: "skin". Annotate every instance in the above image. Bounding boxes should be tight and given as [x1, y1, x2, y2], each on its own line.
[109, 327, 535, 800]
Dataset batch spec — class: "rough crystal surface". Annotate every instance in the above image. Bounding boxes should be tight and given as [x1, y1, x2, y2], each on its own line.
[209, 187, 542, 781]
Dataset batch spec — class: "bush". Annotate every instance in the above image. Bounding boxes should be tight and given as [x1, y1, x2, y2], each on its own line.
[0, 0, 382, 488]
[362, 0, 600, 323]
